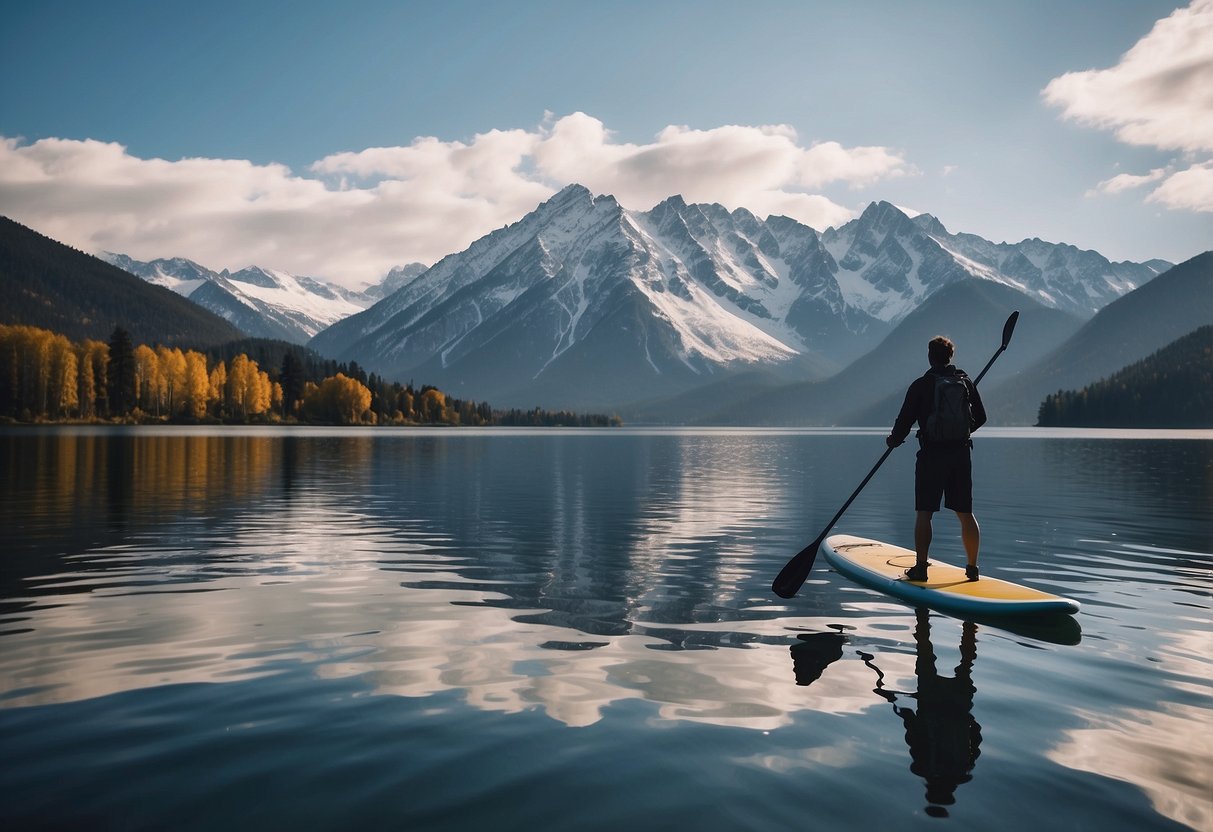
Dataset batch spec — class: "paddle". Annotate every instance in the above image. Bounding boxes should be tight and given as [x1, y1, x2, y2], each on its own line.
[972, 310, 1019, 386]
[771, 310, 1020, 599]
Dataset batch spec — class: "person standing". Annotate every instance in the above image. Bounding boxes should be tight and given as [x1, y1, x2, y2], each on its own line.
[886, 335, 987, 581]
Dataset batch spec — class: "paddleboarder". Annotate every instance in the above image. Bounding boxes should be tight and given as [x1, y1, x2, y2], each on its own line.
[886, 336, 987, 582]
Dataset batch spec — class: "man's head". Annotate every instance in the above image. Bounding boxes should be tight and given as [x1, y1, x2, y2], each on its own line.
[928, 336, 955, 368]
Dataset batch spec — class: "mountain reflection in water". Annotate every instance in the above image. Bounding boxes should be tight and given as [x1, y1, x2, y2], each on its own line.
[1, 427, 1209, 831]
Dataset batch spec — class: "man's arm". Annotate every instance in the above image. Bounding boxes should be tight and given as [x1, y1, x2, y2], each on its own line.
[968, 378, 987, 432]
[887, 380, 920, 447]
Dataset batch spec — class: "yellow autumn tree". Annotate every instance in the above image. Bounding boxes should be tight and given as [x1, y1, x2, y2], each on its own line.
[76, 339, 109, 419]
[225, 354, 272, 420]
[226, 354, 248, 416]
[419, 388, 452, 424]
[49, 336, 78, 417]
[251, 367, 272, 416]
[208, 360, 227, 416]
[28, 326, 52, 416]
[183, 350, 210, 420]
[157, 346, 187, 416]
[0, 326, 94, 418]
[133, 344, 163, 417]
[302, 373, 371, 424]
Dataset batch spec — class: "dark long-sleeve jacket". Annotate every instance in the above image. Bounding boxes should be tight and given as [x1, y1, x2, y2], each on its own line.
[889, 365, 987, 447]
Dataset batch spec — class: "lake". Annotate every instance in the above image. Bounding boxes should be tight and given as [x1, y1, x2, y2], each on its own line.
[1, 426, 1210, 831]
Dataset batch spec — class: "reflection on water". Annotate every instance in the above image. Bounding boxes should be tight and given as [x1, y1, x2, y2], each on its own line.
[0, 427, 1210, 831]
[791, 613, 981, 818]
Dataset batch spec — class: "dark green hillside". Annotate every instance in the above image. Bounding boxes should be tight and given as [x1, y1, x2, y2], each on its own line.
[1037, 325, 1212, 428]
[989, 251, 1213, 424]
[0, 216, 245, 346]
[202, 338, 331, 375]
[705, 278, 1079, 426]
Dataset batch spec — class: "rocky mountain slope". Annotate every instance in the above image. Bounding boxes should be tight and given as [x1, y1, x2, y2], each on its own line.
[986, 251, 1213, 424]
[310, 185, 1166, 410]
[102, 254, 382, 344]
[0, 216, 244, 347]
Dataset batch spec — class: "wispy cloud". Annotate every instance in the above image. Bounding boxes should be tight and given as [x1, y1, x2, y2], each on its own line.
[0, 114, 910, 287]
[1044, 0, 1213, 212]
[1087, 167, 1169, 196]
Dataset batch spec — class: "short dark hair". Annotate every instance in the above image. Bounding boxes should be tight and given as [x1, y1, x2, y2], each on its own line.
[928, 336, 955, 367]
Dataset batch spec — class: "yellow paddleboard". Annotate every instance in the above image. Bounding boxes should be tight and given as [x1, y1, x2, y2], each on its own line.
[824, 534, 1080, 617]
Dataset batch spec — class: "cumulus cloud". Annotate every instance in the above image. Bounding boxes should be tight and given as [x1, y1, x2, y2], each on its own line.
[0, 114, 910, 287]
[1147, 160, 1213, 211]
[1044, 0, 1213, 212]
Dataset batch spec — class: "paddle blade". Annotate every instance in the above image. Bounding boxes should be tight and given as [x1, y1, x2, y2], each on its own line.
[1001, 310, 1020, 349]
[771, 537, 823, 598]
[975, 310, 1020, 385]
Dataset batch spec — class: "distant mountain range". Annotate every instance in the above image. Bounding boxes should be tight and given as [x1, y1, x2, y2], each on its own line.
[0, 216, 244, 347]
[100, 253, 427, 345]
[309, 184, 1169, 410]
[5, 188, 1202, 425]
[638, 251, 1212, 426]
[986, 250, 1213, 423]
[641, 279, 1082, 426]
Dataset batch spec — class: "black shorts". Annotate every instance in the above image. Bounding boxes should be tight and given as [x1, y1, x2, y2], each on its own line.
[915, 445, 973, 513]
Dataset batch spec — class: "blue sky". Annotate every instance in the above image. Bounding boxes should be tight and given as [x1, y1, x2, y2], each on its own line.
[1, 0, 1209, 286]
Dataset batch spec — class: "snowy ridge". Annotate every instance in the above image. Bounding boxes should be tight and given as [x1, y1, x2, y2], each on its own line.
[308, 186, 1167, 409]
[107, 185, 1168, 410]
[102, 253, 388, 344]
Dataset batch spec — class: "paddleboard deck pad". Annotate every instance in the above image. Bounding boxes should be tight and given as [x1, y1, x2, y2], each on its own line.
[824, 534, 1080, 617]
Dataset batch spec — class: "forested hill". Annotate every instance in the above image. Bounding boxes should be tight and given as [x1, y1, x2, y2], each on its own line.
[0, 216, 245, 346]
[1037, 325, 1213, 428]
[989, 250, 1212, 424]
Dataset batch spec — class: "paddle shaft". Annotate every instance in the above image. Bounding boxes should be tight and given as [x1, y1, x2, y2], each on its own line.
[771, 447, 894, 597]
[771, 310, 1020, 599]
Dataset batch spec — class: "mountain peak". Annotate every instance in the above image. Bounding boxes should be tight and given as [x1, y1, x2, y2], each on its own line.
[228, 266, 281, 288]
[529, 183, 603, 225]
[655, 194, 688, 212]
[911, 213, 949, 237]
[547, 183, 594, 206]
[857, 200, 908, 224]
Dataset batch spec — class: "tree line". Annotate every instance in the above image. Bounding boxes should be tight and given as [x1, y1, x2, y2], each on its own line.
[1037, 325, 1212, 428]
[0, 324, 621, 427]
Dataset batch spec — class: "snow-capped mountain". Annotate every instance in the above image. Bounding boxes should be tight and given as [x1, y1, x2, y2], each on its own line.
[819, 201, 1169, 321]
[358, 263, 428, 303]
[309, 184, 1167, 410]
[102, 254, 374, 344]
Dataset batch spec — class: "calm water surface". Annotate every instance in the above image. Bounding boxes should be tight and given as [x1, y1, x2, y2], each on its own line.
[1, 427, 1210, 831]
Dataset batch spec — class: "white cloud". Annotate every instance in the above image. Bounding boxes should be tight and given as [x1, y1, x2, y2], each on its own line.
[0, 114, 910, 287]
[1043, 0, 1213, 212]
[1147, 160, 1213, 211]
[1087, 167, 1169, 196]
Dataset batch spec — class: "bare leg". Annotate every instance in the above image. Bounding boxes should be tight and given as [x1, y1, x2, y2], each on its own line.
[956, 512, 980, 567]
[915, 511, 933, 566]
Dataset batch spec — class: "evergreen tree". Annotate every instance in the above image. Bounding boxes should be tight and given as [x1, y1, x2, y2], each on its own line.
[1036, 326, 1212, 427]
[106, 326, 136, 416]
[346, 360, 368, 386]
[280, 351, 306, 416]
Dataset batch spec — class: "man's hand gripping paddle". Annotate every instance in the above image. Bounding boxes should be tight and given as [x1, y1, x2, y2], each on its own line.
[771, 311, 1019, 599]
